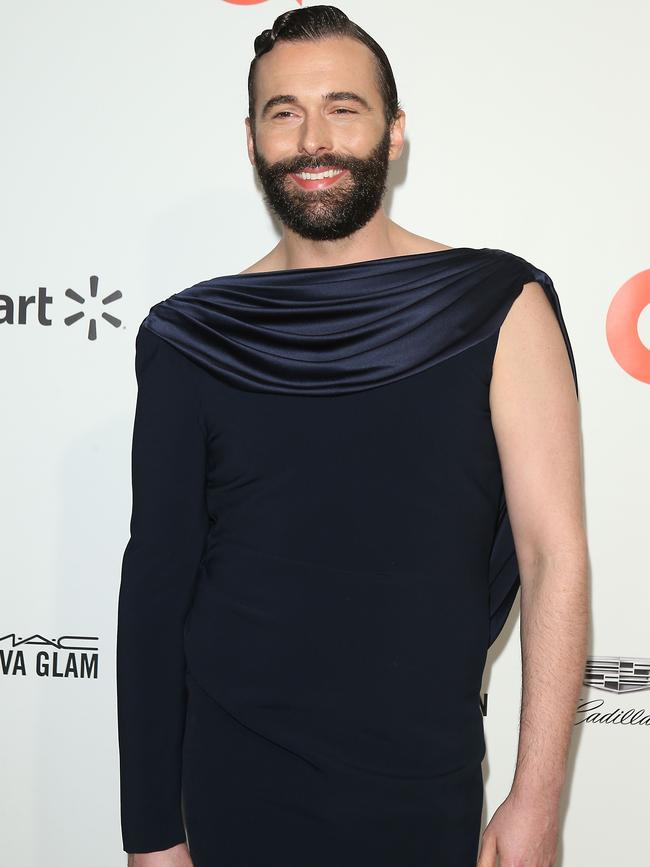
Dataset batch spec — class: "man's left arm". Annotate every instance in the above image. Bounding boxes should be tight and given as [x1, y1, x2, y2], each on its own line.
[478, 280, 589, 867]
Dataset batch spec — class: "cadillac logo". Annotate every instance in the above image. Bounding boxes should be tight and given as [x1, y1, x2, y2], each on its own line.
[585, 655, 650, 694]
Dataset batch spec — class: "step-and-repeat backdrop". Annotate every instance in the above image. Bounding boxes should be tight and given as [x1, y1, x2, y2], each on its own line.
[2, 1, 648, 864]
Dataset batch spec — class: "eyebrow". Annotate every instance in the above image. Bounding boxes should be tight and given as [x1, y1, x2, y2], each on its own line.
[260, 91, 371, 118]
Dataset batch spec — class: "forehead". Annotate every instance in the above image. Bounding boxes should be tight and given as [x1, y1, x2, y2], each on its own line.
[254, 36, 380, 101]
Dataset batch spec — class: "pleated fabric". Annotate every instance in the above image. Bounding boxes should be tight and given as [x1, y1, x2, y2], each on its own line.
[141, 246, 578, 646]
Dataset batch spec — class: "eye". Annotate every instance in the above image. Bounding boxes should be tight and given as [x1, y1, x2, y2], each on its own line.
[333, 108, 356, 114]
[272, 111, 295, 119]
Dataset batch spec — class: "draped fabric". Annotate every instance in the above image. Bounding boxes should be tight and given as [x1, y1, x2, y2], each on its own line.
[142, 245, 579, 646]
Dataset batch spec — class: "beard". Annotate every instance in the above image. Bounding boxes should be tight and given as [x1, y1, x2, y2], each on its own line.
[252, 124, 392, 241]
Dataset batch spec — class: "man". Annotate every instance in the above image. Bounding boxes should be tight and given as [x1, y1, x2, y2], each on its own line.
[117, 6, 588, 866]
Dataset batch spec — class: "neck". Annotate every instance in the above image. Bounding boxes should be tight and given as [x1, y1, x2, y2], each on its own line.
[269, 211, 407, 271]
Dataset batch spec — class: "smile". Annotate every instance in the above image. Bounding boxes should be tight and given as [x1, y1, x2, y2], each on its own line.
[288, 168, 349, 190]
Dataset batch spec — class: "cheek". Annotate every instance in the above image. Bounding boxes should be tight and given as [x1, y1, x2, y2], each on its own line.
[258, 139, 299, 167]
[335, 123, 384, 153]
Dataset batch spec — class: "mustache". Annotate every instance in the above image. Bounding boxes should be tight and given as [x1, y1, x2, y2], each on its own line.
[277, 157, 354, 173]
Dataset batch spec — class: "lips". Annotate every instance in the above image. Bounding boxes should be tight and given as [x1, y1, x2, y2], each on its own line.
[288, 168, 350, 191]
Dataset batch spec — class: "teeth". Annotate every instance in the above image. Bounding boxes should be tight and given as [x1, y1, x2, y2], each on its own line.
[296, 169, 344, 180]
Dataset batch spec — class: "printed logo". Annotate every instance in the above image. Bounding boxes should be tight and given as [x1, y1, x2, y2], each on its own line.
[576, 655, 650, 730]
[64, 275, 123, 341]
[224, 1, 303, 5]
[607, 268, 650, 384]
[0, 633, 99, 679]
[0, 275, 123, 341]
[584, 655, 650, 694]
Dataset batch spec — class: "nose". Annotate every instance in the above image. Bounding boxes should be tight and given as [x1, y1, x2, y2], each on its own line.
[297, 111, 334, 158]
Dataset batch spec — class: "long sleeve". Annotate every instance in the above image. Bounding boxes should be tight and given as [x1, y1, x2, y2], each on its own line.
[116, 323, 211, 854]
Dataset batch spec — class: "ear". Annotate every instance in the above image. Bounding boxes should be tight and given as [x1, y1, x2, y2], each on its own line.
[388, 110, 406, 162]
[245, 117, 256, 167]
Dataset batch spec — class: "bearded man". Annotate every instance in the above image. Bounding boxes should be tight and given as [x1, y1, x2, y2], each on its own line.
[117, 6, 588, 867]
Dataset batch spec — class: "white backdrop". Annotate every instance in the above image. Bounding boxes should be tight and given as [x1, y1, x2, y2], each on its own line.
[2, 1, 649, 864]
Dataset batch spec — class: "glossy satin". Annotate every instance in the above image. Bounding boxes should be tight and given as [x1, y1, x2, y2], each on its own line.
[142, 246, 579, 646]
[143, 246, 578, 397]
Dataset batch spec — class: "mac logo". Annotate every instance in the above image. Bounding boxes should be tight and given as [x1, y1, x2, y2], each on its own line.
[0, 633, 99, 679]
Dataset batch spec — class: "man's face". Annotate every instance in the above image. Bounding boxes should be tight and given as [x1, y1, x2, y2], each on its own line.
[245, 36, 404, 242]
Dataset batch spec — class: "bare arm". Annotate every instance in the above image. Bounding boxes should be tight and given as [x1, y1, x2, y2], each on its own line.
[127, 842, 192, 867]
[479, 280, 589, 865]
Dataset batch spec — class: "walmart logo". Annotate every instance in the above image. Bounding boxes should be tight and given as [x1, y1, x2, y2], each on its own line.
[0, 275, 123, 341]
[64, 275, 123, 340]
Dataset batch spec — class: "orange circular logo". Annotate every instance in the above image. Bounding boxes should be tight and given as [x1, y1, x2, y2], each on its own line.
[606, 269, 650, 384]
[224, 1, 303, 5]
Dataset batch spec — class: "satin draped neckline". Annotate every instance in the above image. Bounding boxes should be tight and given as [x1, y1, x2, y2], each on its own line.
[227, 246, 471, 281]
[141, 245, 578, 398]
[138, 244, 579, 647]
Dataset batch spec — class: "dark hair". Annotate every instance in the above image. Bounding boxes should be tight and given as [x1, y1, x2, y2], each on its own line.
[247, 5, 402, 133]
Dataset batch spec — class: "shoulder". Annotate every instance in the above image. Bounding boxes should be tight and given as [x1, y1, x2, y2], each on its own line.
[499, 278, 559, 337]
[135, 317, 173, 362]
[481, 247, 567, 339]
[133, 319, 206, 398]
[491, 277, 578, 408]
[136, 283, 202, 360]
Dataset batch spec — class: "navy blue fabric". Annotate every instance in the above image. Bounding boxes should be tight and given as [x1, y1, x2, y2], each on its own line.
[117, 246, 578, 857]
[142, 245, 578, 649]
[182, 669, 484, 866]
[142, 246, 578, 397]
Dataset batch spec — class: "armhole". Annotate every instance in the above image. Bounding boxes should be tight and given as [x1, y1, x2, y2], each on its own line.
[486, 260, 579, 646]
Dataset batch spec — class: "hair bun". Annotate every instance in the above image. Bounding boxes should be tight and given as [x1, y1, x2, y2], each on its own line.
[271, 11, 294, 40]
[253, 29, 274, 57]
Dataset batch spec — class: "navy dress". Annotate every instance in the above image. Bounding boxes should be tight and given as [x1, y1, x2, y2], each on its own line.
[116, 247, 578, 865]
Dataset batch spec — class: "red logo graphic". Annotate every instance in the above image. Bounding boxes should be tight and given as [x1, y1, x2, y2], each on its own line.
[606, 269, 650, 384]
[224, 1, 303, 5]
